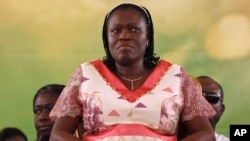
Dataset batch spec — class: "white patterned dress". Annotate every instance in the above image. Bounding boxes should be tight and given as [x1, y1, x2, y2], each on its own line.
[50, 59, 215, 141]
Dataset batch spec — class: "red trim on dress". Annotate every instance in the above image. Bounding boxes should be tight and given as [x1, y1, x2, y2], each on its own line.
[83, 124, 177, 141]
[90, 60, 172, 103]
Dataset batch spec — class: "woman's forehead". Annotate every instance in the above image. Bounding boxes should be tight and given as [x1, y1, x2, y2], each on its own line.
[109, 8, 142, 19]
[107, 9, 146, 27]
[35, 93, 57, 102]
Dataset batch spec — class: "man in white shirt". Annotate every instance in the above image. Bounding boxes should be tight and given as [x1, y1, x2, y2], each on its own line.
[197, 76, 229, 141]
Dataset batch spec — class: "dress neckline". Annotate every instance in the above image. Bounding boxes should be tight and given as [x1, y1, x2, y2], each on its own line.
[90, 59, 171, 103]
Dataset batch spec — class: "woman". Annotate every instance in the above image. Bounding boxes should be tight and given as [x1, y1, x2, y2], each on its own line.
[33, 84, 65, 141]
[49, 3, 216, 141]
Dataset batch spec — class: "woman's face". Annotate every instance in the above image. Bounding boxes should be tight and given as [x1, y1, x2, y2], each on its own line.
[33, 93, 58, 139]
[107, 9, 148, 66]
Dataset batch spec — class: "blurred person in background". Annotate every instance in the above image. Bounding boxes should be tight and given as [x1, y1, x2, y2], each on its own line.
[197, 76, 229, 141]
[33, 84, 65, 141]
[49, 3, 216, 141]
[0, 127, 27, 141]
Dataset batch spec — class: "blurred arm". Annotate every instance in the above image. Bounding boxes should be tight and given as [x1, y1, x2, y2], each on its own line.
[180, 116, 215, 141]
[50, 116, 82, 141]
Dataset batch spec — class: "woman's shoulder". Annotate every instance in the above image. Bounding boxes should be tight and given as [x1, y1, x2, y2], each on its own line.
[159, 59, 185, 71]
[160, 59, 184, 67]
[78, 59, 102, 67]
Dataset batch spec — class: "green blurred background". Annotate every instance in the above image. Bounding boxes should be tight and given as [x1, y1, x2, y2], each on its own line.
[1, 0, 250, 140]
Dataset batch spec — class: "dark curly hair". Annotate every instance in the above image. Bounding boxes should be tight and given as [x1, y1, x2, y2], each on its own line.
[102, 3, 160, 71]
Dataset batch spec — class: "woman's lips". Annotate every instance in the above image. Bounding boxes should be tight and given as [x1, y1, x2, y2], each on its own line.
[118, 44, 133, 50]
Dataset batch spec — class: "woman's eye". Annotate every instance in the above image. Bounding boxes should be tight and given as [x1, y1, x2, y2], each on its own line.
[130, 27, 139, 32]
[111, 28, 121, 34]
[34, 109, 41, 114]
[131, 28, 136, 32]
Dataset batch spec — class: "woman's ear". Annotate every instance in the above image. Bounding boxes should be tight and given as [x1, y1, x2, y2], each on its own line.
[221, 104, 225, 115]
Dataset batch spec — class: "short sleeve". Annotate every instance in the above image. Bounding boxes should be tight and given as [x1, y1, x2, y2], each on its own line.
[50, 66, 83, 120]
[180, 68, 215, 121]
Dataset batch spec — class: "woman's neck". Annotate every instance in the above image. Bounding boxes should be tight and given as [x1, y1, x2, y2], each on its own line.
[115, 63, 146, 78]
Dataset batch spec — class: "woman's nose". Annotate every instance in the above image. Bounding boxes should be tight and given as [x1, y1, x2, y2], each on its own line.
[119, 29, 131, 40]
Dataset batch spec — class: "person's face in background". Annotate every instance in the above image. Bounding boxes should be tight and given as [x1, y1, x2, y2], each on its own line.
[33, 93, 58, 140]
[107, 8, 148, 66]
[197, 77, 225, 129]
